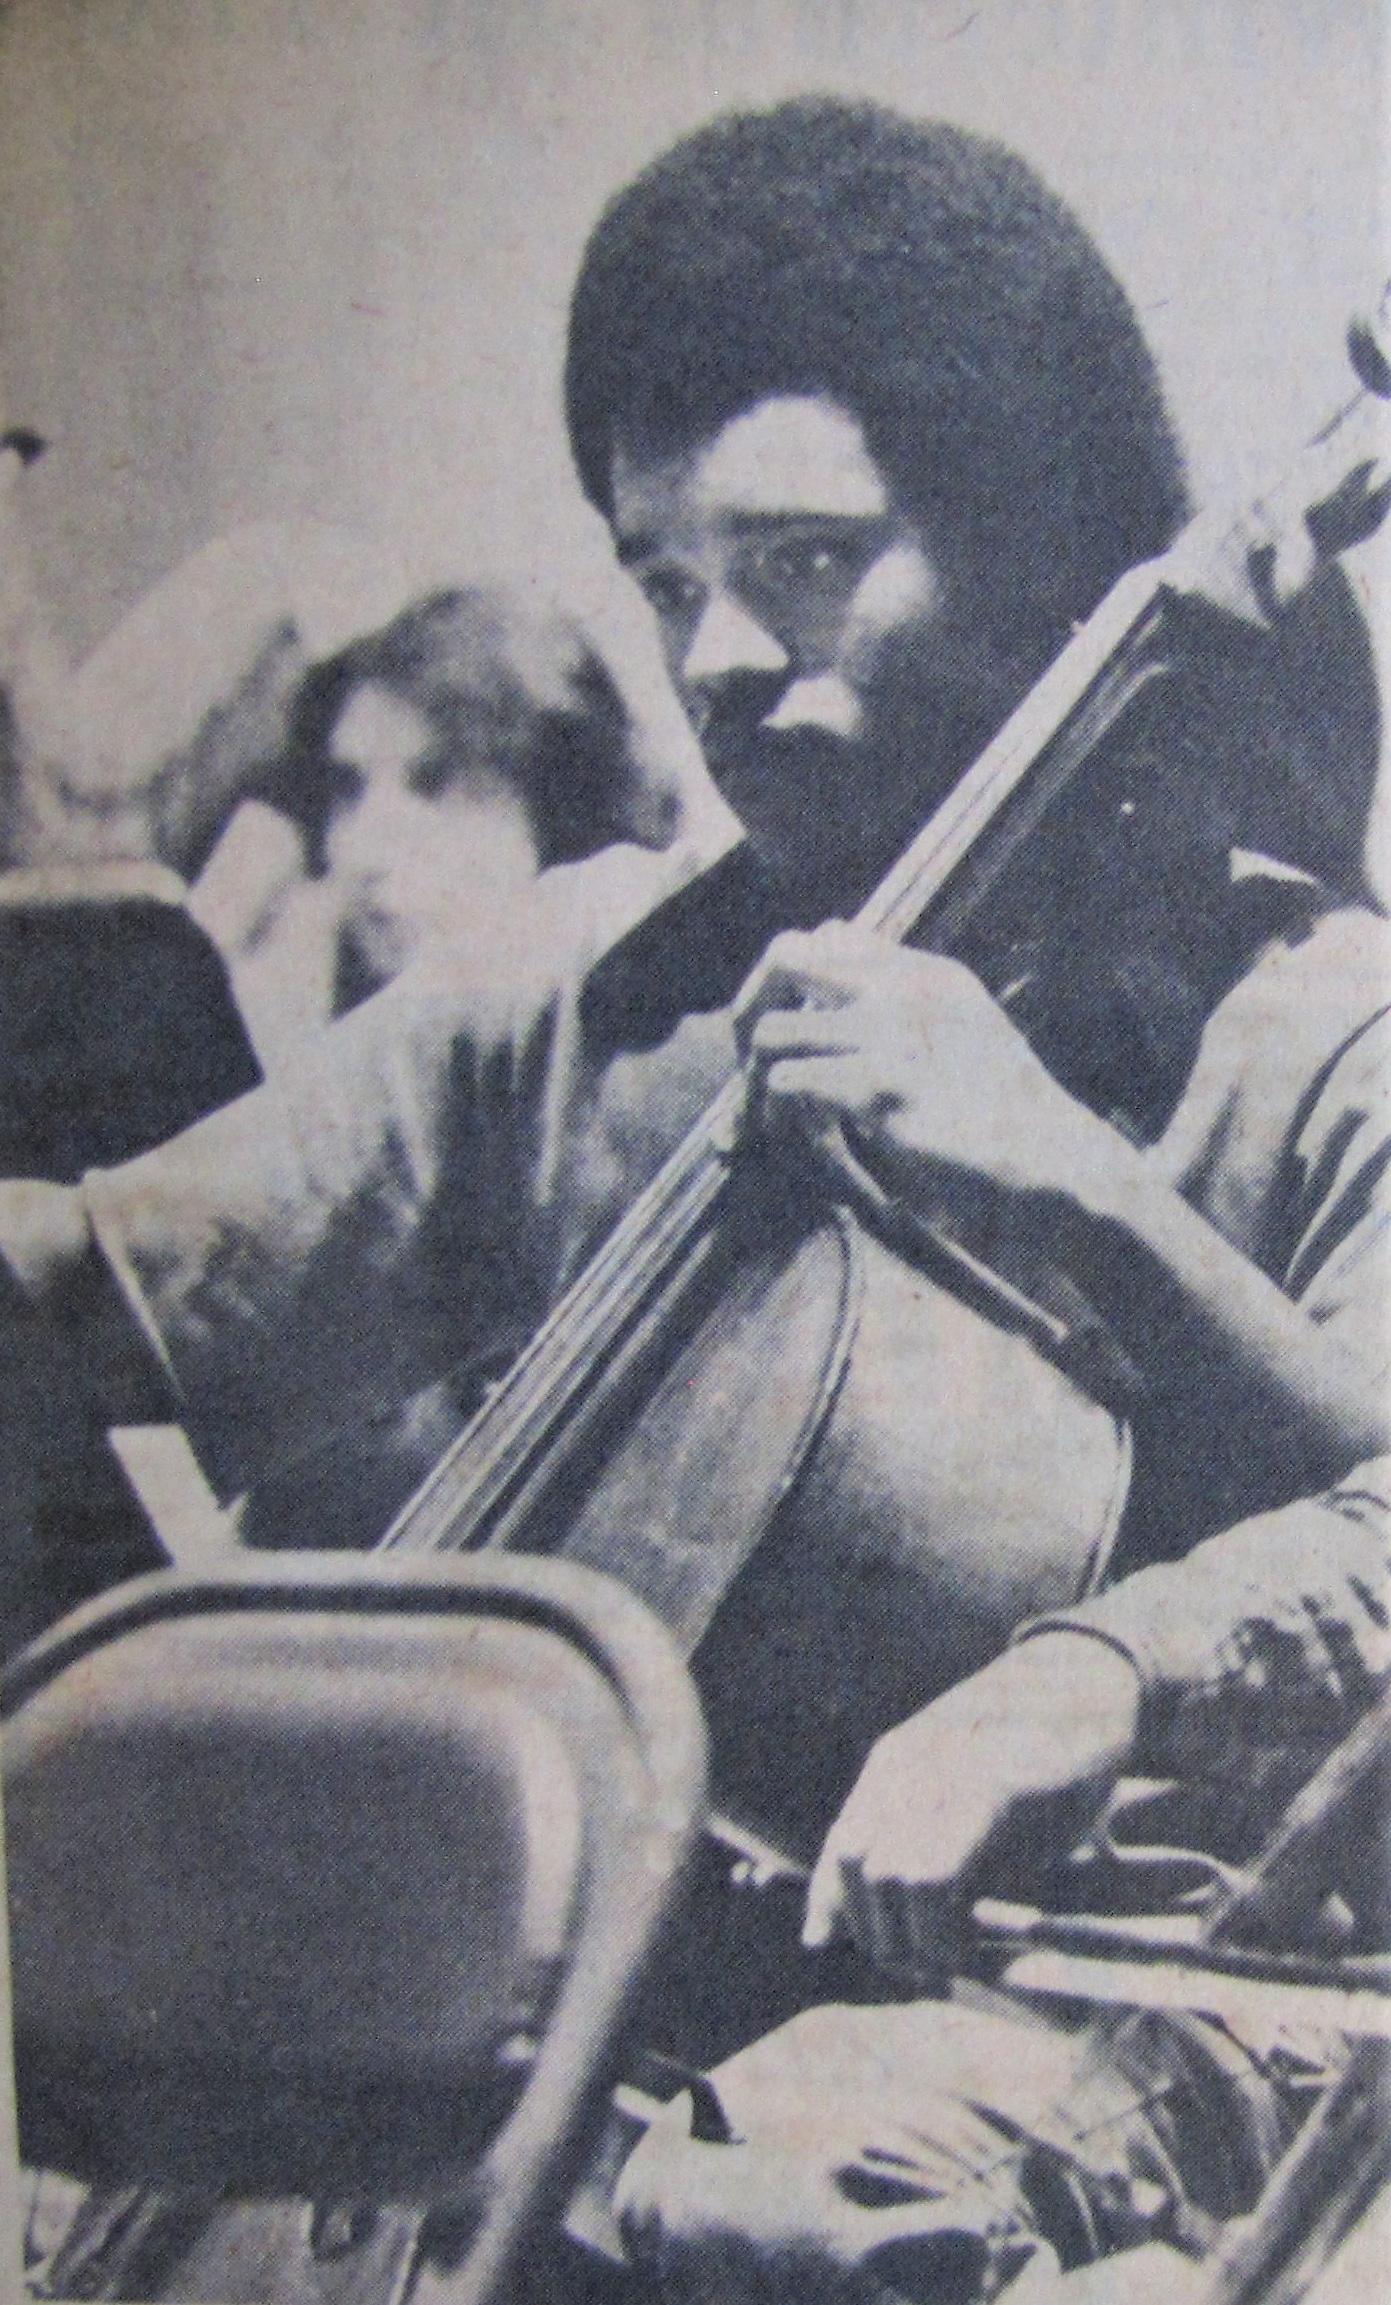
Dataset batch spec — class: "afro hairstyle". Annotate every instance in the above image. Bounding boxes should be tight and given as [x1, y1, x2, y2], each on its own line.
[565, 97, 1188, 658]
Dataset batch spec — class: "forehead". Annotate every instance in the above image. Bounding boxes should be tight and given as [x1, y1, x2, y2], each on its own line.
[330, 680, 434, 772]
[611, 394, 891, 546]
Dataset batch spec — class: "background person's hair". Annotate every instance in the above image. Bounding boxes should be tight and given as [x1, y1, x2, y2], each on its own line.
[279, 585, 638, 870]
[566, 96, 1188, 664]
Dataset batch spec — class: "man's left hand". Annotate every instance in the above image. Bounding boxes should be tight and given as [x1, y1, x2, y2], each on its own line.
[733, 921, 1123, 1213]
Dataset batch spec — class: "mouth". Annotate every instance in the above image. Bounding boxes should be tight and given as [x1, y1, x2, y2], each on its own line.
[698, 711, 851, 801]
[695, 684, 1000, 915]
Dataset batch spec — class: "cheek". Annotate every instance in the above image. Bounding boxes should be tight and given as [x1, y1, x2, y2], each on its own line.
[842, 548, 1020, 729]
[390, 793, 538, 903]
[839, 546, 946, 679]
[326, 791, 438, 890]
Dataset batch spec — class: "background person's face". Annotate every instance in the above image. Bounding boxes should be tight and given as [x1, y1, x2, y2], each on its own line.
[610, 395, 1020, 917]
[324, 679, 537, 986]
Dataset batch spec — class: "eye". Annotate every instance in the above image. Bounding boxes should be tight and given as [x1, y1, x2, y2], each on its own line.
[404, 748, 455, 801]
[633, 563, 705, 623]
[743, 531, 870, 598]
[322, 761, 366, 817]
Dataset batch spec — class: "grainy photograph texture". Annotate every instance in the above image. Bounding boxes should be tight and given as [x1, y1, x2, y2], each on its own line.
[0, 3, 1388, 2301]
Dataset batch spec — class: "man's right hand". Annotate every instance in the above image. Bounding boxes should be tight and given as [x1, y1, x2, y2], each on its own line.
[802, 1632, 1143, 1980]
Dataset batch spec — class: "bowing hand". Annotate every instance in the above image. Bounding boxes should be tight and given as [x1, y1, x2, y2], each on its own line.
[802, 1636, 1142, 1980]
[733, 922, 1113, 1213]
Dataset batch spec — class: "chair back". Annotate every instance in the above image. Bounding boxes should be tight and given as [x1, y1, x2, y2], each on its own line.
[4, 1552, 707, 2303]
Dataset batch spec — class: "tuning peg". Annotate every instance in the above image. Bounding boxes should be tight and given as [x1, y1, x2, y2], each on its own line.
[1348, 282, 1391, 398]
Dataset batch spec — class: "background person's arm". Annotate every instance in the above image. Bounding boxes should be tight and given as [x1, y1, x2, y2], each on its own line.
[0, 939, 583, 1509]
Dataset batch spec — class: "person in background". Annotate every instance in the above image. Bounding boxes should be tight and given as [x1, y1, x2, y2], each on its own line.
[214, 580, 706, 1546]
[0, 478, 705, 1580]
[5, 503, 706, 1067]
[245, 581, 700, 1036]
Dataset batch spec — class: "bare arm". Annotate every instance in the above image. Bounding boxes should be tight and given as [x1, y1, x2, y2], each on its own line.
[805, 1461, 1391, 1969]
[0, 935, 587, 1506]
[735, 922, 1390, 1488]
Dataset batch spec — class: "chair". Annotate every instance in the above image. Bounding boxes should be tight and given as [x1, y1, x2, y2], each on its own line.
[3, 1551, 707, 2304]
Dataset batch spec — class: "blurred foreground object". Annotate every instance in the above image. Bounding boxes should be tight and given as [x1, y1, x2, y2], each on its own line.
[7, 1553, 706, 2305]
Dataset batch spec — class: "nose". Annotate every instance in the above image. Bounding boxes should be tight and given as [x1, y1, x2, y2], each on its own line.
[680, 590, 790, 691]
[326, 788, 388, 886]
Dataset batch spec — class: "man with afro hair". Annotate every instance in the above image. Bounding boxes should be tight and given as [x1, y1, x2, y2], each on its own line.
[567, 97, 1186, 691]
[564, 98, 1193, 932]
[551, 94, 1391, 2305]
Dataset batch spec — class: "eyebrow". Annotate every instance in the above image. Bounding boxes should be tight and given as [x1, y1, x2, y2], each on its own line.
[722, 509, 884, 533]
[616, 509, 883, 564]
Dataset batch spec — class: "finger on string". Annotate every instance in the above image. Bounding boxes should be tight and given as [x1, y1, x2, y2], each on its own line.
[790, 915, 894, 967]
[761, 1056, 887, 1133]
[733, 933, 866, 1053]
[746, 1003, 869, 1066]
[817, 921, 973, 1006]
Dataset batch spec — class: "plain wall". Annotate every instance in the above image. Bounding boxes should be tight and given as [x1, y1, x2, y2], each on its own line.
[1, 0, 1386, 661]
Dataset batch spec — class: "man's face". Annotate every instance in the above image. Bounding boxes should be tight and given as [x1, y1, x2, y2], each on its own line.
[610, 395, 1019, 917]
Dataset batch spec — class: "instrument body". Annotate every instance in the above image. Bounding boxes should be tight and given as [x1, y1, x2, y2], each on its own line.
[553, 1205, 1131, 1863]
